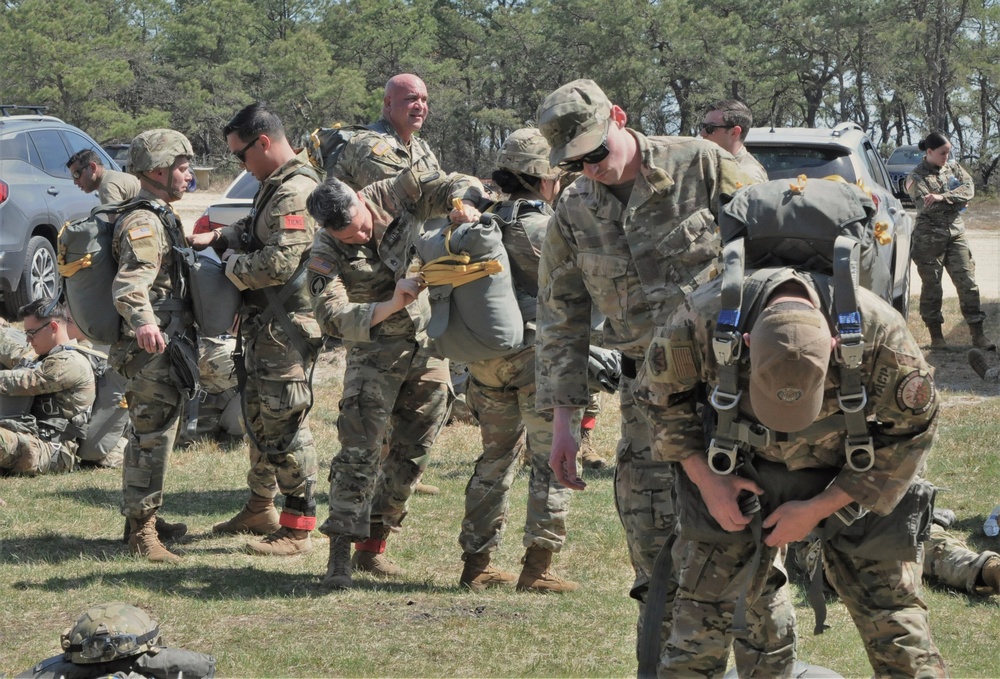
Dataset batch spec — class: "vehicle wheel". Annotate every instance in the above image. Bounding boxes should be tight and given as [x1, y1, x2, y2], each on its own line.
[893, 265, 911, 319]
[3, 236, 59, 317]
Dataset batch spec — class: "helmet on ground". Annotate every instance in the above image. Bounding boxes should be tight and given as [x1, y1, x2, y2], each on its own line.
[129, 129, 194, 174]
[60, 602, 161, 664]
[496, 128, 560, 180]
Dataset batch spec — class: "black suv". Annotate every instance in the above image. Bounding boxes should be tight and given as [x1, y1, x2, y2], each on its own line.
[0, 106, 119, 318]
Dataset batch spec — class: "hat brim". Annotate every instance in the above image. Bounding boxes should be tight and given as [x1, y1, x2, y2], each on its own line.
[549, 118, 609, 166]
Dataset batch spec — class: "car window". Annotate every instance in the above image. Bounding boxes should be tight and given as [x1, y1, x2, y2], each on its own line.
[27, 130, 71, 178]
[888, 147, 922, 165]
[861, 141, 890, 190]
[226, 171, 261, 200]
[0, 132, 30, 162]
[744, 145, 857, 182]
[62, 130, 108, 166]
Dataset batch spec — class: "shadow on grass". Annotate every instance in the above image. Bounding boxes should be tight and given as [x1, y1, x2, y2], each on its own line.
[10, 562, 453, 599]
[48, 487, 330, 518]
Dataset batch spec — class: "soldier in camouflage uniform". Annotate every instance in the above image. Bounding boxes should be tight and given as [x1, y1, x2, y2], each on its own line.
[906, 131, 994, 351]
[67, 148, 142, 204]
[633, 271, 947, 677]
[304, 168, 484, 590]
[700, 99, 769, 184]
[110, 129, 197, 563]
[535, 80, 748, 648]
[0, 299, 95, 476]
[457, 128, 581, 593]
[188, 103, 322, 557]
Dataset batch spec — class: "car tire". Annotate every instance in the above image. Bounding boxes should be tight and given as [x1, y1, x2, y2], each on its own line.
[3, 236, 59, 317]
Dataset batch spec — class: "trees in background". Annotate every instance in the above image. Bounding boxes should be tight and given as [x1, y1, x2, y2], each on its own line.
[3, 0, 1000, 187]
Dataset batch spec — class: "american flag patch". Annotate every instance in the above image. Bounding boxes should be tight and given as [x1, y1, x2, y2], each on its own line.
[128, 225, 154, 241]
[671, 345, 698, 380]
[372, 141, 391, 156]
[307, 257, 334, 275]
[283, 214, 305, 230]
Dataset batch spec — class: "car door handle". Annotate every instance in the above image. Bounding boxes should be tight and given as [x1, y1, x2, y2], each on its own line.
[47, 187, 59, 196]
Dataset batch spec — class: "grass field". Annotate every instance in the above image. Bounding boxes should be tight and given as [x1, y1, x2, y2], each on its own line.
[3, 297, 1000, 677]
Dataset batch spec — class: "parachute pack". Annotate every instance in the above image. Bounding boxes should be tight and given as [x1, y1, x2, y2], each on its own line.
[415, 213, 525, 364]
[307, 123, 372, 177]
[64, 344, 130, 463]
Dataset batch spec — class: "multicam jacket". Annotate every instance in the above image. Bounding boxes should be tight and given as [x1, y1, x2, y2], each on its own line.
[333, 116, 441, 191]
[307, 169, 485, 343]
[535, 130, 749, 411]
[907, 158, 975, 235]
[634, 270, 937, 515]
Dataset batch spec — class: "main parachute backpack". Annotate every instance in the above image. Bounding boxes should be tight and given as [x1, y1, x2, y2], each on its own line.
[307, 124, 372, 176]
[65, 344, 130, 463]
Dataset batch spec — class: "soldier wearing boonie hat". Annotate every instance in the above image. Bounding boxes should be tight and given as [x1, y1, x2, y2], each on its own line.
[533, 78, 753, 656]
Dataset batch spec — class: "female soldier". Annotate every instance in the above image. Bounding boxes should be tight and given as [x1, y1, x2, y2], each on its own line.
[907, 131, 994, 350]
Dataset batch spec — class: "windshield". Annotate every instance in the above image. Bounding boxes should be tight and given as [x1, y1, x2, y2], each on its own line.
[888, 147, 922, 165]
[744, 145, 857, 183]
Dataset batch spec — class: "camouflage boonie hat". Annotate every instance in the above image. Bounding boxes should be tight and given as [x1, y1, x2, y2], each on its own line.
[60, 602, 161, 664]
[496, 128, 560, 180]
[536, 79, 611, 166]
[749, 301, 832, 434]
[129, 129, 193, 174]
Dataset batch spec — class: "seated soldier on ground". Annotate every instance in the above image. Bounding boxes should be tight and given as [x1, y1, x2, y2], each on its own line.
[1, 298, 96, 476]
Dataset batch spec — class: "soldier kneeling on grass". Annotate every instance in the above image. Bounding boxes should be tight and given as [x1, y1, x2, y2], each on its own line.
[16, 602, 215, 679]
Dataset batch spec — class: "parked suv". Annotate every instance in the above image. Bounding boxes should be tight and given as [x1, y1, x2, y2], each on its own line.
[745, 123, 913, 316]
[0, 106, 120, 318]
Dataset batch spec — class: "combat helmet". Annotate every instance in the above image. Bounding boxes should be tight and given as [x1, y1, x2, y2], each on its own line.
[60, 602, 161, 664]
[496, 128, 560, 180]
[129, 129, 194, 174]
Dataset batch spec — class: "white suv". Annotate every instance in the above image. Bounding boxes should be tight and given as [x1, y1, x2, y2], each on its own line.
[745, 122, 913, 317]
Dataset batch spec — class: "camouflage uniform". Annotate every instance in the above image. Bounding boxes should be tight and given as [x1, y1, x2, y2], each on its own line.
[309, 169, 484, 539]
[217, 149, 322, 528]
[461, 201, 580, 555]
[734, 148, 769, 184]
[924, 523, 1000, 594]
[536, 127, 746, 624]
[0, 341, 95, 475]
[109, 188, 194, 519]
[906, 158, 984, 327]
[98, 169, 141, 204]
[333, 116, 440, 191]
[633, 271, 947, 677]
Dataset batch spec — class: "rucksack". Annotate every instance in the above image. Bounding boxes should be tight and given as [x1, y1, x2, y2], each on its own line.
[57, 199, 177, 344]
[64, 344, 130, 463]
[307, 124, 372, 177]
[707, 176, 879, 475]
[415, 215, 525, 363]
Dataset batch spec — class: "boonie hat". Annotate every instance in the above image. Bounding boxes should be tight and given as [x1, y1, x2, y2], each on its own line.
[496, 128, 560, 179]
[748, 301, 832, 433]
[536, 79, 611, 166]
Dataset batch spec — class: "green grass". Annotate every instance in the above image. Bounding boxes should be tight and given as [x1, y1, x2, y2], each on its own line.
[3, 296, 1000, 677]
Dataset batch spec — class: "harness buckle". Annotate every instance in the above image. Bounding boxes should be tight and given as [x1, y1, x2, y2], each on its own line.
[712, 329, 743, 367]
[707, 439, 739, 475]
[837, 387, 867, 413]
[709, 385, 742, 412]
[836, 334, 865, 370]
[844, 436, 875, 472]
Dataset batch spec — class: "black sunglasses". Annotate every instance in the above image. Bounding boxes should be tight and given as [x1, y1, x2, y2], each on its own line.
[71, 165, 89, 180]
[24, 322, 52, 340]
[700, 122, 736, 135]
[558, 141, 611, 173]
[233, 136, 260, 163]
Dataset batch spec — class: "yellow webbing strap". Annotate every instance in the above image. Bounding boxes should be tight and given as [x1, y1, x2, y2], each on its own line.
[56, 220, 92, 277]
[415, 218, 504, 287]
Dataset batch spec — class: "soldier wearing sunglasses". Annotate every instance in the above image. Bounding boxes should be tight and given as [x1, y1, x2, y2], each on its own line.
[65, 148, 140, 204]
[0, 298, 95, 477]
[534, 79, 753, 657]
[700, 99, 769, 184]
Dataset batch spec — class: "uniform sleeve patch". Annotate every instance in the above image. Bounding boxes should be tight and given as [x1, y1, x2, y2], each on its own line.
[372, 141, 391, 156]
[895, 370, 935, 414]
[307, 256, 334, 275]
[309, 275, 330, 296]
[128, 225, 154, 241]
[283, 214, 306, 230]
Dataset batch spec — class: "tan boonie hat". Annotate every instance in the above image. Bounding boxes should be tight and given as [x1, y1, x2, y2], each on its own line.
[497, 128, 560, 179]
[536, 79, 611, 166]
[749, 301, 832, 433]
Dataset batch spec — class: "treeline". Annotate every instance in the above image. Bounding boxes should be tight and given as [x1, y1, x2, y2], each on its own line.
[3, 0, 1000, 186]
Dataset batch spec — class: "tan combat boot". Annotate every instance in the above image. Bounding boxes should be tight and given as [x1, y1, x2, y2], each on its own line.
[212, 493, 280, 535]
[928, 324, 948, 349]
[245, 526, 313, 556]
[122, 515, 188, 544]
[322, 535, 354, 590]
[981, 556, 1000, 592]
[970, 322, 997, 351]
[460, 552, 518, 591]
[578, 427, 607, 470]
[516, 545, 579, 593]
[128, 513, 181, 563]
[352, 524, 403, 577]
